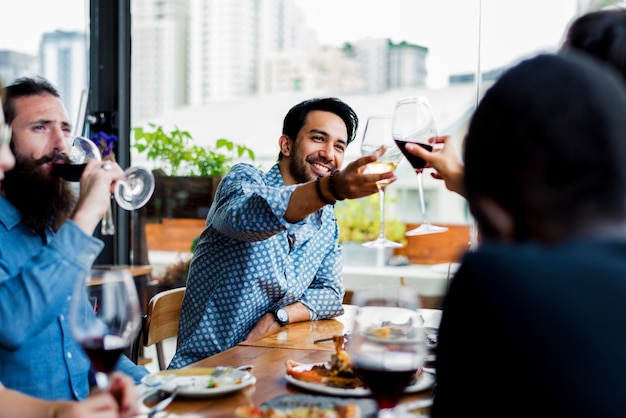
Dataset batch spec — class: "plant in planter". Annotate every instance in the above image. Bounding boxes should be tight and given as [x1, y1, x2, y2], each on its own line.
[132, 124, 256, 176]
[132, 124, 256, 219]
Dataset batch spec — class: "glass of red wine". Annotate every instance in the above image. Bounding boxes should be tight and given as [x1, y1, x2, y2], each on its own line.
[52, 136, 155, 235]
[347, 285, 426, 417]
[392, 96, 448, 236]
[69, 267, 141, 389]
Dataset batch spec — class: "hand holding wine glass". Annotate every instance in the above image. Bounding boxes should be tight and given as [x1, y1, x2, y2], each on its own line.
[53, 136, 155, 211]
[69, 268, 141, 390]
[360, 116, 404, 248]
[348, 286, 427, 417]
[392, 96, 448, 236]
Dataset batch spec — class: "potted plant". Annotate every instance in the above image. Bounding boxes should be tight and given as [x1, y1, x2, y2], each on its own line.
[132, 124, 256, 220]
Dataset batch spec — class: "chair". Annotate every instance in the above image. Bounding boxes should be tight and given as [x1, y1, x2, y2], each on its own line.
[133, 286, 186, 370]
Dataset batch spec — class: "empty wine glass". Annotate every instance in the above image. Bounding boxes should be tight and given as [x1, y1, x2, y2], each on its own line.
[360, 116, 404, 248]
[68, 268, 141, 389]
[347, 285, 427, 417]
[392, 96, 448, 236]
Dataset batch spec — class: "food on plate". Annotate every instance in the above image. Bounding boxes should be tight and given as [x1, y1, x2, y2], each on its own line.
[285, 335, 363, 389]
[367, 319, 420, 341]
[285, 335, 422, 389]
[235, 403, 361, 418]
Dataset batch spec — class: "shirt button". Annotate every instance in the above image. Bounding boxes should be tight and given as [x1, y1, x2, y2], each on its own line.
[67, 352, 73, 359]
[59, 314, 64, 321]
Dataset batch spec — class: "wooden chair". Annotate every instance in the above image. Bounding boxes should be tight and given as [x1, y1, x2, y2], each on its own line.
[133, 286, 186, 370]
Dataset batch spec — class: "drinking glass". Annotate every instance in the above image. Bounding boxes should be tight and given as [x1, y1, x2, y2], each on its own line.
[360, 116, 404, 248]
[68, 268, 141, 389]
[52, 136, 155, 234]
[347, 285, 427, 417]
[392, 96, 448, 236]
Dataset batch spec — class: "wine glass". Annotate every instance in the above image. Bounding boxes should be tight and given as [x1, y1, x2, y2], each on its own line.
[53, 136, 155, 210]
[68, 268, 141, 389]
[360, 116, 404, 248]
[392, 96, 448, 236]
[347, 285, 427, 417]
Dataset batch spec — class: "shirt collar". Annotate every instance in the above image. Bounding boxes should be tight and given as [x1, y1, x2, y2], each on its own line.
[0, 195, 21, 230]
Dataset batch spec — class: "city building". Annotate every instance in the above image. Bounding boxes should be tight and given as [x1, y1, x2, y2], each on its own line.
[0, 51, 37, 87]
[131, 0, 190, 122]
[39, 30, 88, 125]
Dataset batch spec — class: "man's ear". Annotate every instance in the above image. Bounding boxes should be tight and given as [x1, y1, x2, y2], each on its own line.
[279, 135, 292, 157]
[473, 195, 515, 241]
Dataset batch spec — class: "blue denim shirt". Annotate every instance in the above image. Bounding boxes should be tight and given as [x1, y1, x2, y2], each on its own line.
[0, 196, 148, 400]
[170, 163, 345, 368]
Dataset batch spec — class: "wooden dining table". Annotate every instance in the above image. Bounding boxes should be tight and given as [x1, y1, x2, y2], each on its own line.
[141, 306, 437, 417]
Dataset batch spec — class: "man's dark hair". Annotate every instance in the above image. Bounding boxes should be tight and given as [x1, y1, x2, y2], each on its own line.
[279, 97, 358, 160]
[464, 52, 626, 242]
[3, 76, 60, 124]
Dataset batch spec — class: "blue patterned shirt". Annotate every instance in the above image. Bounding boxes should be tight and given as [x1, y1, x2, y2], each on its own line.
[170, 163, 345, 368]
[0, 196, 148, 400]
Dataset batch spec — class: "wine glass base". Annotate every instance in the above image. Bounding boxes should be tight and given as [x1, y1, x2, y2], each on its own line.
[362, 238, 404, 249]
[405, 224, 448, 236]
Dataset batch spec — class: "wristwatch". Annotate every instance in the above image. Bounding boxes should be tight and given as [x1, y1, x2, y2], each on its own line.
[273, 307, 290, 326]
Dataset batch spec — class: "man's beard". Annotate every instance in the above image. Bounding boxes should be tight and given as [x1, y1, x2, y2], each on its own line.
[2, 153, 77, 236]
[289, 153, 336, 184]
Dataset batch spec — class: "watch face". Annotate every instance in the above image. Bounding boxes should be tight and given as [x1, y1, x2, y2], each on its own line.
[276, 308, 289, 324]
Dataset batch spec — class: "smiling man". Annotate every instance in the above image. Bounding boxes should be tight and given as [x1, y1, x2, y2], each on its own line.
[170, 97, 397, 368]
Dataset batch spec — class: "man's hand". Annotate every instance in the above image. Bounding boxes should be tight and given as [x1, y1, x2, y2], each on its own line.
[72, 159, 124, 235]
[242, 313, 280, 344]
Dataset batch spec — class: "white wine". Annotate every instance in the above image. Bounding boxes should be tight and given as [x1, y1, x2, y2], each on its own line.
[366, 161, 399, 186]
[365, 161, 399, 175]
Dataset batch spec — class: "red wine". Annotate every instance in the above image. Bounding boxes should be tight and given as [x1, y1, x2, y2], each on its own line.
[80, 336, 128, 373]
[52, 163, 86, 182]
[353, 365, 417, 409]
[394, 140, 433, 170]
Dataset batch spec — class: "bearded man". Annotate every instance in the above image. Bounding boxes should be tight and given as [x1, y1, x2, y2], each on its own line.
[0, 77, 148, 400]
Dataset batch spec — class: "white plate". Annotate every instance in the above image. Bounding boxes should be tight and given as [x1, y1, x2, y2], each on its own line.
[143, 368, 255, 398]
[285, 363, 435, 397]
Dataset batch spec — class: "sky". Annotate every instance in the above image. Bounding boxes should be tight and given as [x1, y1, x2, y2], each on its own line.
[294, 0, 580, 86]
[1, 0, 579, 87]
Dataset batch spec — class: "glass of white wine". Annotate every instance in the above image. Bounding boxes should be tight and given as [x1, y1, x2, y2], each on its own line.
[360, 116, 404, 248]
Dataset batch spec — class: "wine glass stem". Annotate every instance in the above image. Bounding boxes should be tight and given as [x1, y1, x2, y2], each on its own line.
[377, 185, 387, 241]
[101, 198, 115, 235]
[94, 371, 110, 390]
[417, 171, 429, 224]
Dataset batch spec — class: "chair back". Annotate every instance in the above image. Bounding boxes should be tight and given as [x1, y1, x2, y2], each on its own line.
[142, 286, 186, 369]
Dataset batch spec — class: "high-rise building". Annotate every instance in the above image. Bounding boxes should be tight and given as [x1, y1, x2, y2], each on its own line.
[39, 30, 88, 124]
[0, 51, 37, 87]
[131, 0, 189, 122]
[188, 0, 310, 103]
[348, 38, 428, 94]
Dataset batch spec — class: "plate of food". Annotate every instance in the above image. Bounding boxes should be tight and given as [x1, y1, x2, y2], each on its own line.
[235, 394, 376, 418]
[284, 336, 435, 397]
[142, 367, 256, 398]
